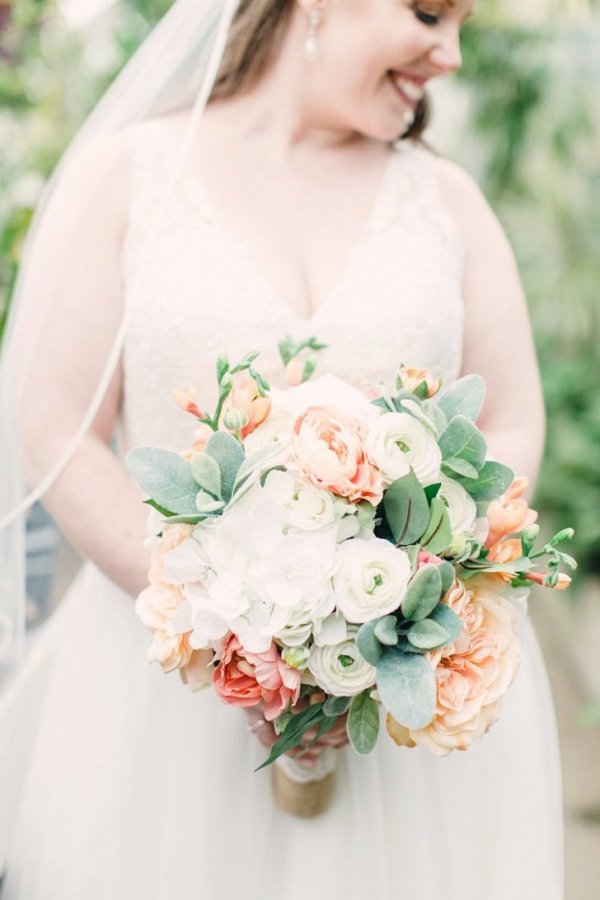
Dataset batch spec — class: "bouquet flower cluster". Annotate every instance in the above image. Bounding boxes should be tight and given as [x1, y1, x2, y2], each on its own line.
[127, 339, 575, 815]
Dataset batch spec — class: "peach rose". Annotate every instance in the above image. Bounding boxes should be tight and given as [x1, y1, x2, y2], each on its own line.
[396, 366, 442, 398]
[291, 405, 383, 505]
[387, 578, 521, 756]
[213, 635, 301, 721]
[220, 376, 271, 440]
[136, 523, 195, 672]
[485, 476, 538, 549]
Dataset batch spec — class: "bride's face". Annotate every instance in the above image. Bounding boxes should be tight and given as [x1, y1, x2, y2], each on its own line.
[303, 0, 476, 141]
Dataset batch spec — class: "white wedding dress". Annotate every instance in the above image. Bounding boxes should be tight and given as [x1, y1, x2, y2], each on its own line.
[3, 118, 563, 900]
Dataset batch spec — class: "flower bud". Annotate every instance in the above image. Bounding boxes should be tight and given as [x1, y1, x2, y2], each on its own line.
[449, 533, 469, 558]
[219, 372, 233, 397]
[222, 407, 250, 432]
[282, 645, 311, 670]
[549, 528, 575, 547]
[216, 352, 229, 383]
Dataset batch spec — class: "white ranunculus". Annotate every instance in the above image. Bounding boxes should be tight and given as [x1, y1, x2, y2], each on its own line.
[262, 469, 337, 532]
[366, 412, 442, 485]
[269, 373, 381, 425]
[309, 625, 377, 696]
[242, 407, 295, 462]
[438, 476, 478, 535]
[333, 537, 412, 624]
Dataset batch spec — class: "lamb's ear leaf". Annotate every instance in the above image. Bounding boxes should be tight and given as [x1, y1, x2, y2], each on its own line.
[126, 447, 199, 515]
[436, 374, 486, 423]
[205, 431, 245, 502]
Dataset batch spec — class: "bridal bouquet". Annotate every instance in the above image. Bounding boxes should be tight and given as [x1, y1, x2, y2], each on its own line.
[126, 338, 575, 817]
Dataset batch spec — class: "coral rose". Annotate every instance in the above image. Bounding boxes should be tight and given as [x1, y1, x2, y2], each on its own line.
[213, 635, 301, 721]
[291, 405, 383, 505]
[387, 579, 521, 756]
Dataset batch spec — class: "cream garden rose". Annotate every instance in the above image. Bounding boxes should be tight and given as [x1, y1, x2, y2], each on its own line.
[333, 537, 412, 623]
[310, 625, 377, 696]
[366, 412, 442, 485]
[438, 476, 478, 535]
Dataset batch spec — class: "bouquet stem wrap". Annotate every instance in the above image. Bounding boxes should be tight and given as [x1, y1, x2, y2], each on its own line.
[272, 748, 338, 818]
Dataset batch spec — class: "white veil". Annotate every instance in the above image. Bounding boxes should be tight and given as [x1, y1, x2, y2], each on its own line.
[0, 0, 242, 676]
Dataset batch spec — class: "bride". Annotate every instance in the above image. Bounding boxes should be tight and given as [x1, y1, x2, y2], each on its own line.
[0, 0, 563, 897]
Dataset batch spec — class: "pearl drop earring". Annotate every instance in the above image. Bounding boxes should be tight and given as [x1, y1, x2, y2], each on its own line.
[304, 9, 322, 62]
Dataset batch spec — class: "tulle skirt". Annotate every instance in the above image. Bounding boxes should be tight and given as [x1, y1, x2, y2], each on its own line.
[3, 562, 564, 900]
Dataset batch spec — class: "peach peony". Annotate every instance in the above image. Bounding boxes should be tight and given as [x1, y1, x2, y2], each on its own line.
[136, 523, 196, 673]
[220, 376, 271, 439]
[485, 476, 538, 549]
[213, 635, 301, 721]
[396, 366, 442, 398]
[387, 578, 521, 756]
[291, 405, 383, 505]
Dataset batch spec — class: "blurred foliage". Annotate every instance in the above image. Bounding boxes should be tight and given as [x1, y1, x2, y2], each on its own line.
[1, 0, 598, 579]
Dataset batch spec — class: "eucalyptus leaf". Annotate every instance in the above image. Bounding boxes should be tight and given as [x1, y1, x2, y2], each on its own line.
[126, 447, 200, 516]
[393, 388, 423, 412]
[356, 619, 384, 666]
[396, 636, 427, 654]
[347, 691, 380, 755]
[424, 482, 441, 502]
[455, 461, 514, 502]
[190, 452, 222, 497]
[439, 415, 487, 472]
[429, 602, 462, 643]
[323, 695, 352, 716]
[383, 468, 430, 546]
[407, 619, 451, 650]
[374, 616, 399, 646]
[376, 650, 436, 729]
[422, 400, 448, 436]
[401, 564, 443, 621]
[420, 497, 453, 556]
[441, 458, 480, 480]
[436, 374, 485, 423]
[205, 431, 245, 502]
[437, 561, 456, 596]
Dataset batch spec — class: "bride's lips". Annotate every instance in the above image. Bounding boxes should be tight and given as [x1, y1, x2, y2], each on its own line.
[387, 71, 426, 110]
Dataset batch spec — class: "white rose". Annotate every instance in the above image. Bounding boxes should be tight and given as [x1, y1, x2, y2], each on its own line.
[262, 469, 337, 531]
[366, 412, 442, 485]
[309, 625, 377, 696]
[438, 476, 477, 535]
[333, 537, 412, 624]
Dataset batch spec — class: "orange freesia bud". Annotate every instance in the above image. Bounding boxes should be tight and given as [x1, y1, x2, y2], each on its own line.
[286, 357, 304, 387]
[220, 377, 271, 439]
[485, 476, 538, 549]
[173, 387, 205, 418]
[396, 366, 442, 398]
[525, 572, 572, 590]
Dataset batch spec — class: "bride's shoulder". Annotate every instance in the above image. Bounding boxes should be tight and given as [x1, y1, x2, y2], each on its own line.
[424, 150, 511, 252]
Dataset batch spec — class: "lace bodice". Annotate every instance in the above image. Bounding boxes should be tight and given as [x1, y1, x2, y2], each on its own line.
[118, 118, 465, 454]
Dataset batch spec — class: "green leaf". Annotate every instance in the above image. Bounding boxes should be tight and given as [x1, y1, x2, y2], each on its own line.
[254, 704, 325, 772]
[383, 468, 430, 546]
[126, 447, 200, 516]
[374, 616, 399, 646]
[190, 452, 222, 497]
[422, 400, 448, 436]
[429, 603, 462, 643]
[401, 564, 443, 621]
[323, 695, 352, 716]
[396, 636, 428, 654]
[455, 461, 514, 502]
[407, 619, 451, 650]
[376, 650, 436, 729]
[424, 482, 442, 503]
[347, 691, 380, 755]
[356, 620, 384, 666]
[143, 498, 176, 517]
[442, 458, 480, 479]
[436, 374, 486, 423]
[232, 441, 282, 494]
[437, 561, 456, 596]
[196, 491, 225, 514]
[439, 415, 487, 472]
[420, 497, 453, 556]
[205, 432, 245, 502]
[393, 388, 424, 412]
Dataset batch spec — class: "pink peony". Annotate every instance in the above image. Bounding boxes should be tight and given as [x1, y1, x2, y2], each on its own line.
[213, 636, 301, 721]
[387, 578, 521, 756]
[291, 405, 383, 505]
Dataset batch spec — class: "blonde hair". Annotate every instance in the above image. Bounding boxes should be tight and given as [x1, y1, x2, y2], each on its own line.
[209, 0, 430, 142]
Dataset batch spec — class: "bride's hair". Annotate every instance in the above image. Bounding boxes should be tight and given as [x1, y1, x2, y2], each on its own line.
[209, 0, 429, 141]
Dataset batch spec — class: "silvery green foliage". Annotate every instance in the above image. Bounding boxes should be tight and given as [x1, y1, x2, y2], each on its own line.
[376, 651, 436, 730]
[347, 691, 380, 755]
[125, 447, 202, 516]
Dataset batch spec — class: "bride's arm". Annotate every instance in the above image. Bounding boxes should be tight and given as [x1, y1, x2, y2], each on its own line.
[19, 133, 151, 599]
[433, 156, 546, 503]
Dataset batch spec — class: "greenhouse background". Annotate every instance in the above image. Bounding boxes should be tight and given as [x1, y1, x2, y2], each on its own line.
[0, 0, 599, 895]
